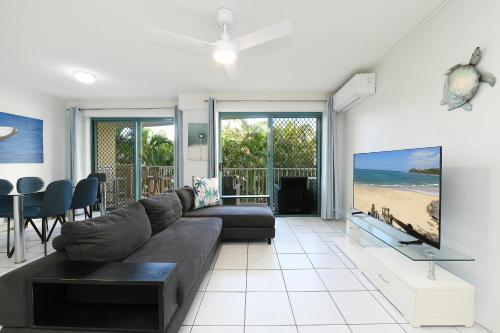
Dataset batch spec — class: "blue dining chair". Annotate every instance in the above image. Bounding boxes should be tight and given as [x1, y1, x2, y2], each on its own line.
[0, 179, 14, 195]
[23, 180, 73, 255]
[16, 177, 44, 194]
[16, 177, 45, 241]
[1, 178, 45, 257]
[71, 178, 98, 220]
[88, 173, 106, 214]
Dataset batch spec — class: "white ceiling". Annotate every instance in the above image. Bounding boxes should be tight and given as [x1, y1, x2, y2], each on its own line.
[0, 0, 444, 101]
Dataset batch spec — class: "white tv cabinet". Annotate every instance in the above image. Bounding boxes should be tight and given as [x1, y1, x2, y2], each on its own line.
[339, 212, 475, 328]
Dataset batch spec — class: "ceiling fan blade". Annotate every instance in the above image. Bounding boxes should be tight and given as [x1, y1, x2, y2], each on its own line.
[224, 62, 238, 80]
[145, 26, 214, 49]
[235, 21, 292, 51]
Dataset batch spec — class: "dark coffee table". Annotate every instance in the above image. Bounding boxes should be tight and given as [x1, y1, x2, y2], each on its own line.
[30, 261, 177, 332]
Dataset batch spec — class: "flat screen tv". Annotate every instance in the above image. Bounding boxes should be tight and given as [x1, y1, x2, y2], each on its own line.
[353, 146, 442, 249]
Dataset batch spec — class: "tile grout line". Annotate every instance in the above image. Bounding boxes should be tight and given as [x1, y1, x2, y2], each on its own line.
[325, 220, 409, 328]
[187, 244, 220, 332]
[296, 226, 355, 333]
[317, 220, 409, 329]
[274, 219, 300, 333]
[243, 241, 248, 332]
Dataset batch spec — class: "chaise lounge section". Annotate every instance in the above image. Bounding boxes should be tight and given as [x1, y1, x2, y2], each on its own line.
[176, 186, 275, 244]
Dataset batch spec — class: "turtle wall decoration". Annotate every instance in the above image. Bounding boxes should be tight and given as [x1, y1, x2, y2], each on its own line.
[441, 47, 496, 111]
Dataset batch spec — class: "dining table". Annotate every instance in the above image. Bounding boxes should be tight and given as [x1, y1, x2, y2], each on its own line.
[7, 181, 108, 265]
[8, 192, 26, 264]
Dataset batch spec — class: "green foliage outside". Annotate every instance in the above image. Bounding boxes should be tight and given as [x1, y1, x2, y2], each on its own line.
[114, 119, 317, 168]
[141, 128, 174, 166]
[114, 126, 135, 165]
[115, 127, 174, 166]
[409, 168, 440, 175]
[221, 120, 268, 168]
[220, 119, 317, 168]
[273, 119, 317, 168]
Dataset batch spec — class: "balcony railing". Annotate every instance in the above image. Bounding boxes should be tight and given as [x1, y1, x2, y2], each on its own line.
[96, 165, 315, 208]
[223, 167, 317, 196]
[98, 165, 175, 207]
[141, 165, 175, 197]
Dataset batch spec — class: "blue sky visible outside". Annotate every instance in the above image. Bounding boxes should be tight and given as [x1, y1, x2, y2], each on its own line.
[355, 147, 441, 172]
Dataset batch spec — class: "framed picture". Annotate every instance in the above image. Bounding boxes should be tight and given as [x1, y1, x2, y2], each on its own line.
[187, 123, 208, 161]
[0, 112, 44, 163]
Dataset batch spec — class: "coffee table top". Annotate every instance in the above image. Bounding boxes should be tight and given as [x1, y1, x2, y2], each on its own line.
[31, 262, 176, 284]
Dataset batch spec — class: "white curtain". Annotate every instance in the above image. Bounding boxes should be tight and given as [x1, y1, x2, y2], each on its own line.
[174, 106, 184, 187]
[68, 107, 84, 185]
[207, 98, 217, 178]
[321, 97, 341, 219]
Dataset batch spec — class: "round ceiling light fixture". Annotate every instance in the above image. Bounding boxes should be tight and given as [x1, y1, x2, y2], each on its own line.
[213, 41, 237, 64]
[73, 71, 96, 84]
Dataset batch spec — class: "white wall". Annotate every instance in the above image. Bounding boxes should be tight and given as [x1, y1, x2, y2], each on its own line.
[341, 1, 500, 330]
[0, 82, 67, 186]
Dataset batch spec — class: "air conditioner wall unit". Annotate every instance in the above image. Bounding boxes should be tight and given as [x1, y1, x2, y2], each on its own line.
[333, 73, 376, 112]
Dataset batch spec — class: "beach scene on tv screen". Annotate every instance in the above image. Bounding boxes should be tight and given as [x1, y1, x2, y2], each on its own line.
[354, 147, 441, 246]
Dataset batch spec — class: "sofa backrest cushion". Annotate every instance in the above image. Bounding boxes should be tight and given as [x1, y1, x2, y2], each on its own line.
[140, 191, 182, 234]
[175, 186, 195, 214]
[61, 202, 151, 262]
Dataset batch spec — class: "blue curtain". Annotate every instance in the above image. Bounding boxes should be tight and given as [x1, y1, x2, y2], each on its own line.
[68, 107, 84, 185]
[321, 97, 340, 219]
[207, 98, 216, 178]
[174, 106, 184, 187]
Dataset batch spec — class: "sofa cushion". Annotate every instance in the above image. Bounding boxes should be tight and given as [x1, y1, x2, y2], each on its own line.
[52, 235, 65, 251]
[184, 205, 275, 228]
[192, 177, 221, 209]
[140, 191, 182, 234]
[61, 202, 151, 262]
[124, 217, 222, 303]
[175, 186, 195, 214]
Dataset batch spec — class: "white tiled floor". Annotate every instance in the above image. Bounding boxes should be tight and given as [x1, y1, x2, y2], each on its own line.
[179, 216, 489, 333]
[0, 216, 490, 333]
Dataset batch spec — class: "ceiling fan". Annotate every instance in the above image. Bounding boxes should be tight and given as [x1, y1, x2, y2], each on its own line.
[145, 7, 292, 79]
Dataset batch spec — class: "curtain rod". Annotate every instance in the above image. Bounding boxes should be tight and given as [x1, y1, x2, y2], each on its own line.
[203, 99, 327, 103]
[75, 106, 176, 111]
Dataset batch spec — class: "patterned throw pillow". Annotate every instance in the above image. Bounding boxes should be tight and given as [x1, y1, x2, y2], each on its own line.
[192, 177, 221, 209]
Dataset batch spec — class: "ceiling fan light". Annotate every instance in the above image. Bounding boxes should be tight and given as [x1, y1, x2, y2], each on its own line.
[213, 43, 237, 64]
[73, 71, 96, 84]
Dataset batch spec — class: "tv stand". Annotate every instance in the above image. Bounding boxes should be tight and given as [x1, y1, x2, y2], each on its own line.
[337, 210, 475, 328]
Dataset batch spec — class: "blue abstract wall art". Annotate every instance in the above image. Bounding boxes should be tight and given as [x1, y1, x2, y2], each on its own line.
[0, 112, 43, 163]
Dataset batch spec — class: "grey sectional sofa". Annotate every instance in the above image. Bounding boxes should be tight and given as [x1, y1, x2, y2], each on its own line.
[0, 189, 274, 333]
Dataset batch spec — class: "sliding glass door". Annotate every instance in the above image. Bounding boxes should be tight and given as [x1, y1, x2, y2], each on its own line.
[219, 117, 270, 205]
[140, 121, 175, 199]
[93, 118, 174, 210]
[219, 113, 321, 215]
[93, 120, 137, 210]
[272, 116, 320, 215]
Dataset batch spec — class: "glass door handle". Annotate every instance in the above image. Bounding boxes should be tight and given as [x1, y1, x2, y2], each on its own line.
[218, 163, 224, 172]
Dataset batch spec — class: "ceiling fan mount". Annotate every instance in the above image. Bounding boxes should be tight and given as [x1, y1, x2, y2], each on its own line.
[145, 8, 292, 80]
[216, 7, 235, 31]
